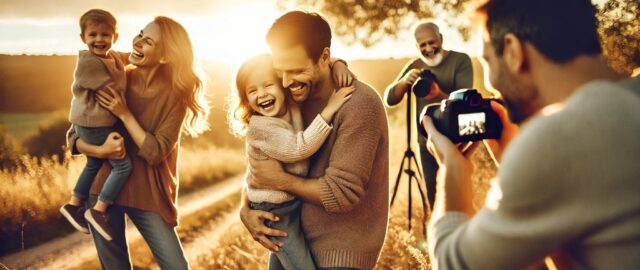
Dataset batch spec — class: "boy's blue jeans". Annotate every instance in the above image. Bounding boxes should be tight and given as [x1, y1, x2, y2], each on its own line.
[73, 125, 132, 204]
[250, 199, 316, 270]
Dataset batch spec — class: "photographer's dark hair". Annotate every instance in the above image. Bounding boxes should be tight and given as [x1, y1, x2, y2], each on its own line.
[477, 0, 601, 63]
[266, 11, 332, 62]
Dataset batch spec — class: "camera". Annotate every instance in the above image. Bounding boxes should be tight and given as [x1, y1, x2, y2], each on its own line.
[411, 69, 437, 98]
[418, 89, 502, 143]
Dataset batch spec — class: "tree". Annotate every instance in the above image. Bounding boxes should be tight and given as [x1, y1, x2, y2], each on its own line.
[597, 0, 640, 75]
[278, 0, 639, 75]
[277, 0, 471, 47]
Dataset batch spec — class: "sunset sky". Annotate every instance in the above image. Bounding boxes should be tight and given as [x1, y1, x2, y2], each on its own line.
[0, 0, 482, 64]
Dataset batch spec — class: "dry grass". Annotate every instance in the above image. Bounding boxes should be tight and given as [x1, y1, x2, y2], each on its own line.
[0, 145, 245, 255]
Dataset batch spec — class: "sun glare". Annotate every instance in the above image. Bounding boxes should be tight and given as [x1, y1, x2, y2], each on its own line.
[179, 3, 279, 65]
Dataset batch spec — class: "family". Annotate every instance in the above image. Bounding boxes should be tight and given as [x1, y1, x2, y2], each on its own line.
[61, 0, 640, 269]
[62, 8, 389, 270]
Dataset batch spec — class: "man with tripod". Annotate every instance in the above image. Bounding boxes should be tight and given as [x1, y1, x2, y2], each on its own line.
[384, 22, 473, 207]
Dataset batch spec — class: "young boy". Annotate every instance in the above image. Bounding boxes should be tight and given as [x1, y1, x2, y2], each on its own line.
[60, 9, 130, 241]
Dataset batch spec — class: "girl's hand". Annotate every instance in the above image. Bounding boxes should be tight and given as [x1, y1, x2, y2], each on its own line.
[332, 60, 357, 87]
[320, 86, 356, 123]
[96, 86, 130, 119]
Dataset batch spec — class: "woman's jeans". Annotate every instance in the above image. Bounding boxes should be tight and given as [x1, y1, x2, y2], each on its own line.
[250, 199, 315, 270]
[74, 125, 132, 203]
[86, 197, 189, 270]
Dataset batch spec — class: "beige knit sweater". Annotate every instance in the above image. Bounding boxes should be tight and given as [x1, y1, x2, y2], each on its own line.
[245, 105, 332, 204]
[300, 80, 389, 269]
[69, 50, 127, 127]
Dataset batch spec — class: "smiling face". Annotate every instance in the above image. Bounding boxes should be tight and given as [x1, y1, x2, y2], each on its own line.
[81, 21, 117, 57]
[415, 27, 443, 62]
[271, 44, 324, 104]
[245, 66, 288, 118]
[129, 22, 163, 67]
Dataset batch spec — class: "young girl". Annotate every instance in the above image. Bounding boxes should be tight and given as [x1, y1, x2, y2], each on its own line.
[230, 53, 355, 270]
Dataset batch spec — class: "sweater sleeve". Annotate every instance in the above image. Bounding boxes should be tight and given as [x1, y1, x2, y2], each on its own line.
[383, 59, 415, 107]
[454, 54, 474, 90]
[137, 100, 187, 166]
[246, 114, 332, 163]
[317, 90, 384, 213]
[427, 89, 630, 269]
[74, 56, 111, 91]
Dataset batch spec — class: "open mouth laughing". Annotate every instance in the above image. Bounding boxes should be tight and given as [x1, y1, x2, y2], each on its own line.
[289, 82, 308, 95]
[258, 98, 276, 111]
[132, 49, 144, 59]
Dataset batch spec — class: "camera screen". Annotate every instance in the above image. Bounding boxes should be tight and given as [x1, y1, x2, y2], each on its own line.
[458, 112, 486, 136]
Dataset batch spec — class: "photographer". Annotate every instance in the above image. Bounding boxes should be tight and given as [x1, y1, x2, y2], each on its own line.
[424, 0, 640, 269]
[384, 22, 473, 206]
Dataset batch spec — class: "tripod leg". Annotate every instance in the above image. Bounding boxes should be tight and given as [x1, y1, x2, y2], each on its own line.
[410, 152, 425, 183]
[391, 156, 408, 205]
[408, 173, 412, 231]
[413, 174, 429, 237]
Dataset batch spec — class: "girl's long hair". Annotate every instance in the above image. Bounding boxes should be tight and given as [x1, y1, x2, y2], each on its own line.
[154, 16, 209, 137]
[228, 53, 280, 137]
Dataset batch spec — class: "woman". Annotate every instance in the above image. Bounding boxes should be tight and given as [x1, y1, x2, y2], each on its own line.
[67, 16, 208, 269]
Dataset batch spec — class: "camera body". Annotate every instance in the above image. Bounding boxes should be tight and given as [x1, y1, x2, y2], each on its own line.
[419, 89, 502, 143]
[412, 69, 437, 98]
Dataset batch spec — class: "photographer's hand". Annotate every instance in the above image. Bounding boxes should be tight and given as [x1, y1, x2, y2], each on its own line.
[483, 101, 520, 166]
[392, 68, 422, 100]
[422, 115, 477, 215]
[401, 68, 422, 88]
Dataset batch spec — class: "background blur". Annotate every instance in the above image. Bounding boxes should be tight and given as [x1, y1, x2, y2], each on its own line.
[1, 0, 637, 269]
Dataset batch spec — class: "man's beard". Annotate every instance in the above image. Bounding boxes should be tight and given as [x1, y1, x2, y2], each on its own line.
[501, 85, 540, 124]
[493, 66, 540, 124]
[421, 48, 444, 67]
[503, 98, 529, 124]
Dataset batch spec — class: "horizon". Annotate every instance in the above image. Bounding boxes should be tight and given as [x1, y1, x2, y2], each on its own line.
[0, 0, 482, 65]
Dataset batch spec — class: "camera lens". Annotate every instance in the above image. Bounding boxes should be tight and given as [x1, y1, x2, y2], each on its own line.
[412, 78, 431, 98]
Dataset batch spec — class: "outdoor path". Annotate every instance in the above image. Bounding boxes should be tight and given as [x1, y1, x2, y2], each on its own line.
[0, 174, 243, 270]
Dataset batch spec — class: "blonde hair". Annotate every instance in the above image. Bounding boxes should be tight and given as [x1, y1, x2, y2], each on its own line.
[153, 16, 210, 137]
[80, 9, 117, 34]
[228, 53, 285, 137]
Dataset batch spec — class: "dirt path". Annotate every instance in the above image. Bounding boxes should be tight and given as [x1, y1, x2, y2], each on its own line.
[1, 175, 243, 270]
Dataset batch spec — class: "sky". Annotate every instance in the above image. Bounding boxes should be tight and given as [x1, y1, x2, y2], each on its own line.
[0, 0, 482, 64]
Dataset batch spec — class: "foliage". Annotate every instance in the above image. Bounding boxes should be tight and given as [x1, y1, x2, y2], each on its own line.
[279, 0, 639, 74]
[597, 0, 640, 74]
[277, 0, 471, 47]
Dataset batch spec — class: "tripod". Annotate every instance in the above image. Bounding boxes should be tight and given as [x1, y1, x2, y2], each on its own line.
[390, 88, 430, 237]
